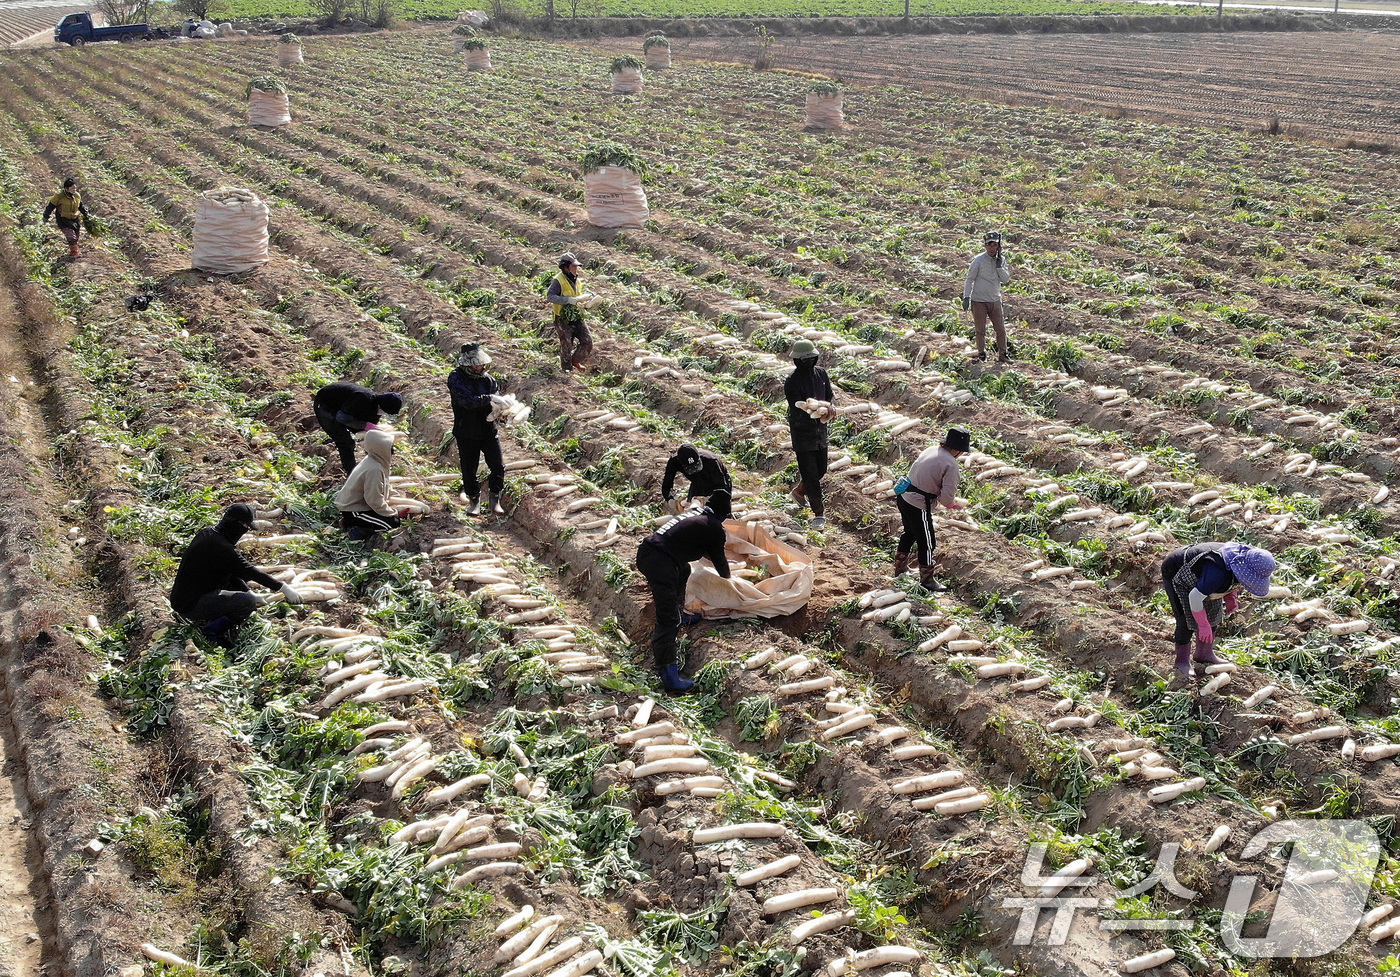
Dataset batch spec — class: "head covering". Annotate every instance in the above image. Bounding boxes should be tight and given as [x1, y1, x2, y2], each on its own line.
[706, 488, 732, 521]
[941, 427, 972, 453]
[1220, 543, 1276, 597]
[457, 343, 491, 368]
[63, 178, 76, 189]
[558, 252, 579, 270]
[789, 339, 818, 361]
[375, 392, 404, 415]
[363, 429, 396, 465]
[984, 231, 1002, 244]
[676, 444, 702, 476]
[216, 503, 256, 542]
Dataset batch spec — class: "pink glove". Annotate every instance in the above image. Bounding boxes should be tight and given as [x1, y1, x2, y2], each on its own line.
[363, 422, 377, 431]
[1192, 610, 1213, 645]
[945, 500, 965, 510]
[397, 508, 411, 519]
[1224, 592, 1239, 616]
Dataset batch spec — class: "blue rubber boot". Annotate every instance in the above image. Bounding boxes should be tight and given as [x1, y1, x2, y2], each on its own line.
[659, 665, 694, 694]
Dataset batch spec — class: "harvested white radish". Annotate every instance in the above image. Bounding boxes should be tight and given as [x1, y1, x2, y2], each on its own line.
[822, 945, 920, 974]
[422, 774, 490, 808]
[1203, 826, 1230, 853]
[1363, 905, 1395, 929]
[889, 745, 941, 761]
[1121, 948, 1176, 973]
[934, 793, 991, 815]
[633, 757, 710, 779]
[1148, 777, 1206, 803]
[911, 787, 979, 811]
[1361, 744, 1400, 762]
[493, 904, 535, 937]
[891, 771, 965, 795]
[1200, 673, 1231, 696]
[616, 722, 675, 744]
[778, 677, 835, 696]
[693, 823, 786, 844]
[1241, 686, 1277, 709]
[1039, 858, 1091, 896]
[1289, 725, 1347, 745]
[1371, 918, 1400, 943]
[737, 854, 802, 887]
[1009, 676, 1051, 693]
[502, 939, 584, 977]
[656, 776, 726, 796]
[789, 910, 856, 944]
[977, 662, 1026, 679]
[141, 945, 193, 967]
[764, 887, 841, 915]
[819, 712, 877, 741]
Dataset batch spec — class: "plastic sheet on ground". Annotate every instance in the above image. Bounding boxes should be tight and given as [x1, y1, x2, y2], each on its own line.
[191, 187, 269, 274]
[804, 93, 843, 129]
[584, 166, 647, 228]
[684, 520, 813, 620]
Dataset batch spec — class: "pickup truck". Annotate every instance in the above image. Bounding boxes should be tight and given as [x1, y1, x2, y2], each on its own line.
[54, 12, 151, 45]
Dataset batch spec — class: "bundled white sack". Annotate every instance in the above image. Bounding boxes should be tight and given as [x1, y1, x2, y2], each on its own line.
[643, 34, 670, 69]
[277, 33, 303, 65]
[463, 40, 491, 70]
[191, 187, 269, 275]
[584, 167, 647, 228]
[609, 56, 643, 94]
[457, 9, 488, 25]
[246, 75, 291, 127]
[216, 21, 234, 35]
[804, 83, 843, 130]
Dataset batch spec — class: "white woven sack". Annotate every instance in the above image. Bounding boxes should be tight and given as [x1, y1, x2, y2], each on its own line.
[248, 90, 291, 127]
[216, 21, 234, 35]
[465, 48, 491, 70]
[645, 47, 670, 69]
[584, 167, 647, 228]
[804, 93, 843, 129]
[452, 37, 466, 52]
[192, 188, 269, 275]
[611, 67, 643, 94]
[277, 44, 303, 65]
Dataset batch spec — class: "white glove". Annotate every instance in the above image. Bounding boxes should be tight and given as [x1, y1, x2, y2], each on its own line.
[280, 582, 303, 605]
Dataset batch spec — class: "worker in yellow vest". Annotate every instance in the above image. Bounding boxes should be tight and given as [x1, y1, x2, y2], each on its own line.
[545, 252, 597, 372]
[42, 178, 91, 260]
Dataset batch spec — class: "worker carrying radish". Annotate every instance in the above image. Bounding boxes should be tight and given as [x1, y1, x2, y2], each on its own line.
[785, 339, 835, 531]
[635, 489, 733, 694]
[42, 178, 92, 260]
[334, 429, 411, 541]
[961, 231, 1012, 363]
[546, 252, 598, 372]
[892, 427, 970, 592]
[1162, 542, 1277, 680]
[661, 444, 732, 514]
[168, 503, 302, 648]
[447, 343, 506, 516]
[312, 381, 404, 474]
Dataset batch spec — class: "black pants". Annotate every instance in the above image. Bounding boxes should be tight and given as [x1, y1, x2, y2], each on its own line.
[456, 432, 505, 498]
[314, 403, 358, 473]
[341, 509, 401, 535]
[896, 495, 937, 565]
[795, 448, 828, 516]
[189, 588, 259, 626]
[636, 540, 689, 669]
[1161, 551, 1192, 644]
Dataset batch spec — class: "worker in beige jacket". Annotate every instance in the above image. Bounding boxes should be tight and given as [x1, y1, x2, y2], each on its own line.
[893, 427, 970, 591]
[334, 429, 408, 540]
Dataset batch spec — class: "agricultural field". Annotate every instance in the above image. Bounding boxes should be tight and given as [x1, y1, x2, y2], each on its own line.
[670, 28, 1400, 147]
[3, 24, 1400, 977]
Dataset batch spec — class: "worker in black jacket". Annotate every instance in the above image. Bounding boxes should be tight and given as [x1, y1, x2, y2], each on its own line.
[784, 339, 835, 530]
[312, 381, 404, 473]
[660, 444, 732, 513]
[168, 504, 302, 647]
[447, 343, 506, 516]
[635, 489, 733, 693]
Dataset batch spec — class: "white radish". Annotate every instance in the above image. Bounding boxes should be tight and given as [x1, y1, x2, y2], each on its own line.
[889, 745, 941, 761]
[422, 774, 490, 808]
[934, 793, 991, 815]
[1121, 948, 1176, 973]
[362, 720, 411, 737]
[616, 722, 675, 744]
[911, 787, 979, 811]
[496, 915, 566, 962]
[633, 758, 710, 779]
[820, 712, 877, 741]
[693, 823, 786, 844]
[1148, 777, 1207, 804]
[744, 647, 778, 669]
[778, 677, 835, 696]
[789, 910, 855, 944]
[1200, 673, 1231, 696]
[977, 662, 1026, 679]
[1241, 685, 1277, 709]
[141, 945, 193, 967]
[891, 771, 965, 795]
[494, 904, 535, 937]
[502, 938, 585, 977]
[822, 946, 920, 974]
[1039, 858, 1091, 896]
[540, 949, 603, 977]
[1362, 905, 1395, 929]
[1289, 725, 1348, 745]
[1009, 676, 1051, 693]
[1203, 826, 1230, 853]
[1371, 918, 1400, 943]
[1360, 744, 1400, 762]
[763, 887, 841, 915]
[656, 776, 727, 796]
[736, 854, 802, 887]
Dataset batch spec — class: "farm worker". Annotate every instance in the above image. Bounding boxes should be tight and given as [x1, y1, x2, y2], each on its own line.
[785, 339, 835, 531]
[1161, 542, 1277, 680]
[961, 231, 1012, 363]
[447, 342, 506, 516]
[546, 252, 595, 372]
[634, 489, 733, 694]
[311, 381, 404, 474]
[168, 503, 302, 648]
[42, 178, 90, 260]
[334, 429, 410, 541]
[893, 427, 970, 592]
[660, 444, 732, 514]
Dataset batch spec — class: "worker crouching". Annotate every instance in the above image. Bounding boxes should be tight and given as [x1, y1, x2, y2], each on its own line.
[1162, 541, 1276, 680]
[334, 429, 409, 541]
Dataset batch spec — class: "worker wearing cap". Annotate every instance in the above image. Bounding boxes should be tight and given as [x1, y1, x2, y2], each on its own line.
[894, 428, 970, 592]
[42, 178, 91, 260]
[447, 343, 507, 516]
[546, 252, 596, 372]
[661, 444, 732, 513]
[635, 490, 733, 694]
[1162, 542, 1277, 680]
[168, 503, 303, 647]
[962, 231, 1012, 363]
[312, 381, 404, 473]
[784, 339, 834, 530]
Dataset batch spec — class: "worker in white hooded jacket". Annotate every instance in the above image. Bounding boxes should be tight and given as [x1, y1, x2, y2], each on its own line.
[334, 428, 408, 540]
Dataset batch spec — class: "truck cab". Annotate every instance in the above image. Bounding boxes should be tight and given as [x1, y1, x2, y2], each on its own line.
[55, 11, 149, 45]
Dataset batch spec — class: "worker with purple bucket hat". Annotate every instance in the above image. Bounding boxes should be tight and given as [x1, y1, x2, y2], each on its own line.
[1161, 541, 1278, 680]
